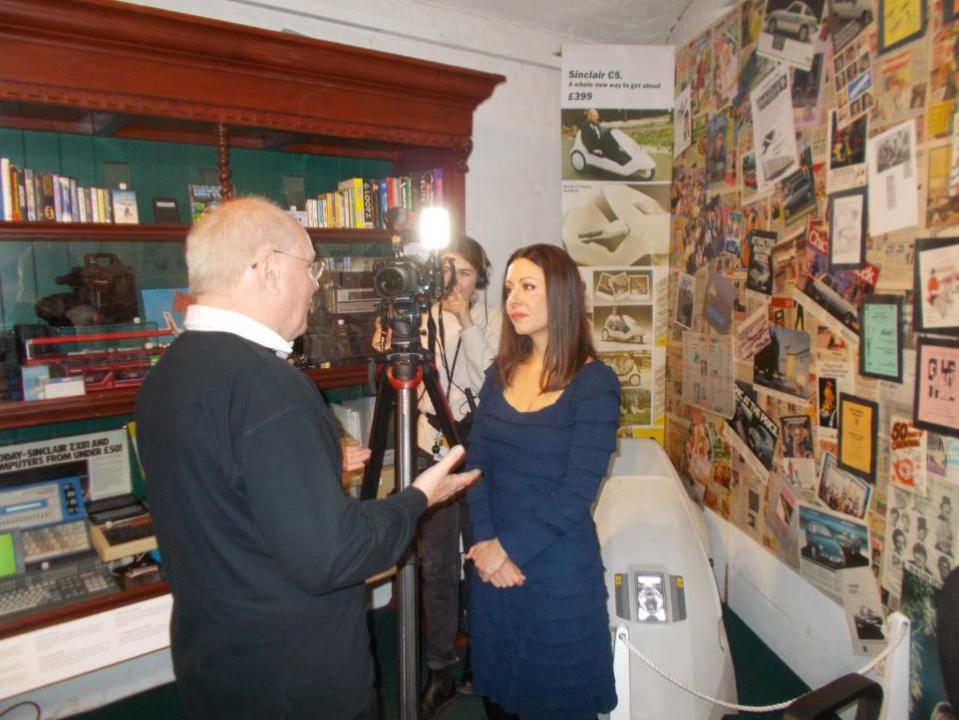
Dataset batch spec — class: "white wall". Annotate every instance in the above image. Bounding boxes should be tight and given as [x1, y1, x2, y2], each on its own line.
[668, 0, 738, 46]
[121, 0, 573, 292]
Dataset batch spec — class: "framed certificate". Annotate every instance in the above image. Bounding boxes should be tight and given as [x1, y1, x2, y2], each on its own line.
[838, 393, 878, 483]
[859, 295, 903, 382]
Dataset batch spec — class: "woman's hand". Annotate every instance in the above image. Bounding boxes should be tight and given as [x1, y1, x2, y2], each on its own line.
[489, 558, 526, 588]
[467, 538, 522, 584]
[371, 317, 392, 352]
[441, 288, 473, 328]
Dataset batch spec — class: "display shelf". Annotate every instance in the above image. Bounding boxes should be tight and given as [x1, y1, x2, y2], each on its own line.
[0, 579, 168, 642]
[0, 222, 392, 245]
[0, 0, 500, 667]
[0, 365, 369, 429]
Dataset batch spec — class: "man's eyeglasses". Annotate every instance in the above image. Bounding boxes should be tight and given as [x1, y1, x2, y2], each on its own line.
[252, 249, 324, 283]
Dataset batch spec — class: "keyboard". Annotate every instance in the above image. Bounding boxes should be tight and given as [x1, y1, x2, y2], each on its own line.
[21, 520, 91, 564]
[0, 556, 121, 621]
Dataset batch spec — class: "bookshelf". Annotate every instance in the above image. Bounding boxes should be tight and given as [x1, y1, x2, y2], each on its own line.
[0, 0, 503, 652]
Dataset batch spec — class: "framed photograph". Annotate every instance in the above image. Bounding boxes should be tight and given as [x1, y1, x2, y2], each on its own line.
[152, 197, 180, 225]
[914, 336, 959, 437]
[818, 451, 873, 520]
[838, 393, 878, 483]
[828, 187, 867, 269]
[859, 294, 903, 382]
[878, 0, 927, 55]
[674, 272, 695, 329]
[914, 237, 959, 334]
[746, 230, 777, 295]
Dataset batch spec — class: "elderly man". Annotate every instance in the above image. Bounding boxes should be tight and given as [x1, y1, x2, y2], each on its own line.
[135, 197, 478, 720]
[580, 108, 632, 165]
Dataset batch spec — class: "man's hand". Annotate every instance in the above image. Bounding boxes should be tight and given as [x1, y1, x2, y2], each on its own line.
[341, 443, 371, 473]
[412, 445, 479, 507]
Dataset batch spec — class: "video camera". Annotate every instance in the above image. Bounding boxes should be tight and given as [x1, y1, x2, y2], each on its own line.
[373, 207, 453, 351]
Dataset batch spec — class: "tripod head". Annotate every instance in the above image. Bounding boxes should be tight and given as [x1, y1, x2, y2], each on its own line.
[373, 207, 454, 353]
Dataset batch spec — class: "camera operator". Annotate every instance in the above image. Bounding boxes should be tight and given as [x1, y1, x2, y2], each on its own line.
[372, 235, 501, 718]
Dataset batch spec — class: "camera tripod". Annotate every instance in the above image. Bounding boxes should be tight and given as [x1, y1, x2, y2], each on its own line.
[360, 318, 462, 720]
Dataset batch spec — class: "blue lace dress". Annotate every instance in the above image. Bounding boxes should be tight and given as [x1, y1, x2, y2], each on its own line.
[466, 361, 620, 718]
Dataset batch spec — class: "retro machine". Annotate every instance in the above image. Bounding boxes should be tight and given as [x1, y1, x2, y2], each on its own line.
[569, 128, 657, 179]
[594, 439, 737, 720]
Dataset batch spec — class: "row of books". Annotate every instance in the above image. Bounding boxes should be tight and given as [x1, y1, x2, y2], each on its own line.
[302, 170, 444, 229]
[0, 158, 140, 224]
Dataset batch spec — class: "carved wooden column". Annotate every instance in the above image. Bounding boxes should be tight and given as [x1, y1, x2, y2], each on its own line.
[217, 123, 234, 199]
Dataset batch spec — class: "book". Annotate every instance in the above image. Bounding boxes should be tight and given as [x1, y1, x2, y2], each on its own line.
[57, 175, 72, 222]
[188, 184, 220, 223]
[338, 177, 365, 229]
[140, 287, 194, 342]
[152, 197, 180, 224]
[10, 165, 24, 221]
[23, 168, 36, 222]
[40, 172, 56, 222]
[112, 189, 139, 224]
[0, 158, 10, 221]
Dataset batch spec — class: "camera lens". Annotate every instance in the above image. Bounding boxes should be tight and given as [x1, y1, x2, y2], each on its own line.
[374, 265, 409, 299]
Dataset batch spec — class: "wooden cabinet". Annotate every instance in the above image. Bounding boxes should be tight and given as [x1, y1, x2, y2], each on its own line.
[0, 0, 502, 641]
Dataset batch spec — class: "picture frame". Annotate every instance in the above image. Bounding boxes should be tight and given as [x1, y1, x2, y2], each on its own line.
[914, 336, 959, 437]
[859, 294, 903, 382]
[914, 236, 959, 335]
[878, 0, 927, 55]
[153, 197, 181, 225]
[838, 393, 878, 483]
[828, 187, 867, 270]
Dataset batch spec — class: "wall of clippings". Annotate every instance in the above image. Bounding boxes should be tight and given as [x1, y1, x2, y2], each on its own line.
[669, 1, 958, 714]
[561, 45, 675, 443]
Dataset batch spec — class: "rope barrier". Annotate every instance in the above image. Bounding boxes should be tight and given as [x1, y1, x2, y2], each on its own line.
[614, 618, 909, 713]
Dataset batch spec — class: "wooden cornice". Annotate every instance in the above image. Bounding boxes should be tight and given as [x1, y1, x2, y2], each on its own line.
[0, 0, 504, 148]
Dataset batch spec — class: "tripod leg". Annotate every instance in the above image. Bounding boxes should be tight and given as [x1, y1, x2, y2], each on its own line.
[422, 365, 463, 449]
[360, 364, 394, 500]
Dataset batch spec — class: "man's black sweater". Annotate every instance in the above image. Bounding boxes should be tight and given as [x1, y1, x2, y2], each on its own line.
[135, 331, 426, 719]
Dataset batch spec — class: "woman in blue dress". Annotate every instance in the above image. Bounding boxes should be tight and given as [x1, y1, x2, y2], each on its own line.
[465, 244, 620, 720]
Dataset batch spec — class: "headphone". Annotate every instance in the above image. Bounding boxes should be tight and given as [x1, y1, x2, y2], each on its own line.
[475, 245, 491, 290]
[455, 235, 491, 290]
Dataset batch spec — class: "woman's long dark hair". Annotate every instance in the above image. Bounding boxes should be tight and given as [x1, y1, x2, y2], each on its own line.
[498, 244, 596, 392]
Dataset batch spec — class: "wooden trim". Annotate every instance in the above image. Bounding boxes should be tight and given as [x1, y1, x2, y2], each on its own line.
[0, 223, 392, 245]
[0, 0, 504, 148]
[0, 366, 369, 429]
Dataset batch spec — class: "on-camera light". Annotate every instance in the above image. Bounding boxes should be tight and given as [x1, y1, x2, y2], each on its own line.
[420, 207, 451, 251]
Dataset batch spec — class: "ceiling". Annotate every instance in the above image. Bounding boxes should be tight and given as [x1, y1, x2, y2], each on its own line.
[414, 0, 729, 46]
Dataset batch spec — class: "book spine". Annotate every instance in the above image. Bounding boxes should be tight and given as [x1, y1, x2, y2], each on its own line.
[378, 179, 388, 228]
[11, 166, 24, 221]
[362, 179, 373, 229]
[40, 172, 56, 222]
[58, 175, 73, 222]
[104, 189, 113, 223]
[69, 178, 78, 222]
[53, 174, 63, 221]
[24, 168, 36, 222]
[0, 158, 10, 221]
